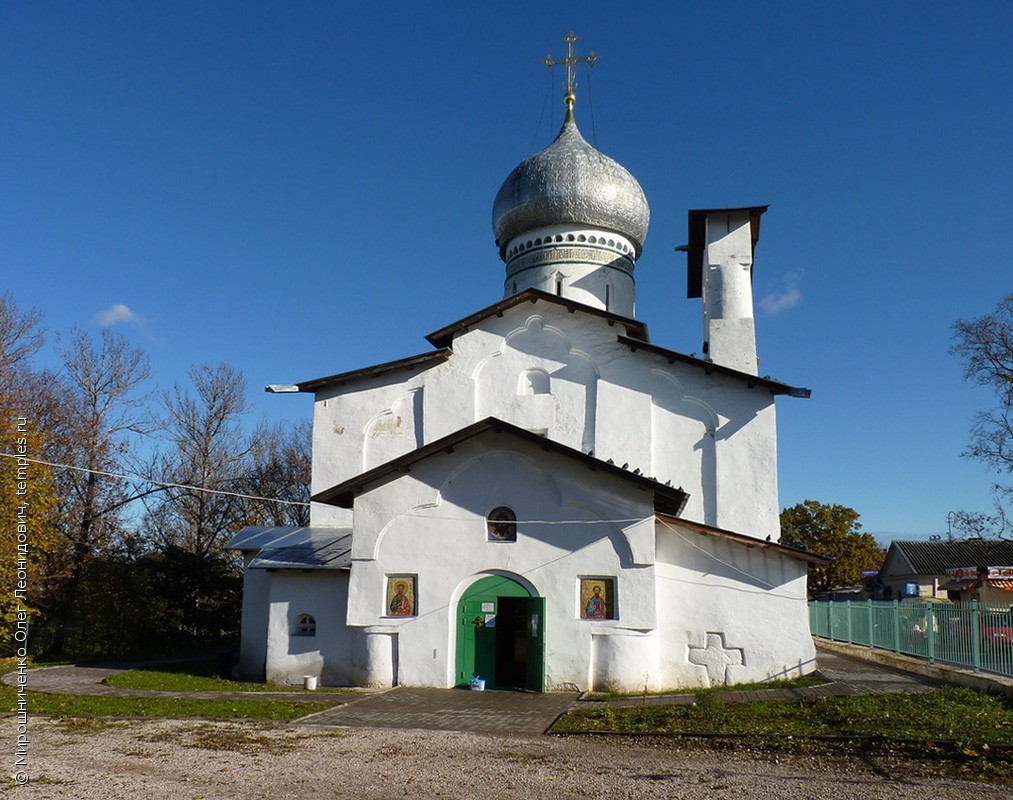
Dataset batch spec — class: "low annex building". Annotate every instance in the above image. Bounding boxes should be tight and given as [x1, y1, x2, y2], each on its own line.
[228, 41, 826, 692]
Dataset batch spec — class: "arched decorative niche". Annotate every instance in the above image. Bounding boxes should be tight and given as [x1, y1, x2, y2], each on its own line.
[518, 368, 550, 396]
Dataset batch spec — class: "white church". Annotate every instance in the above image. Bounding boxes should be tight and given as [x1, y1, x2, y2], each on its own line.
[228, 40, 825, 692]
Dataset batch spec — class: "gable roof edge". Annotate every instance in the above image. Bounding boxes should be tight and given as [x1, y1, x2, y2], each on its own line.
[313, 416, 689, 514]
[657, 513, 832, 566]
[277, 348, 453, 394]
[425, 289, 649, 348]
[616, 335, 810, 397]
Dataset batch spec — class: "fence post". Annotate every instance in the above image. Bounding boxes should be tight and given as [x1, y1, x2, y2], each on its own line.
[926, 602, 935, 664]
[867, 600, 874, 648]
[892, 600, 901, 654]
[846, 600, 853, 644]
[828, 602, 834, 641]
[971, 598, 981, 673]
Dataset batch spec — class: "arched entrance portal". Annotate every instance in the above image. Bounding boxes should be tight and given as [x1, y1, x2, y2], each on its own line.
[455, 575, 545, 692]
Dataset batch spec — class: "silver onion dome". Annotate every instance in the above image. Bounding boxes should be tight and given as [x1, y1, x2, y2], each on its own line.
[492, 109, 650, 259]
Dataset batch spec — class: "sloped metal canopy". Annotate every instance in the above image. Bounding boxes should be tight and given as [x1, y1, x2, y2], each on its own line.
[226, 526, 352, 571]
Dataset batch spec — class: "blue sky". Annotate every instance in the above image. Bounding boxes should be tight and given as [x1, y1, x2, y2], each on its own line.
[3, 2, 1011, 541]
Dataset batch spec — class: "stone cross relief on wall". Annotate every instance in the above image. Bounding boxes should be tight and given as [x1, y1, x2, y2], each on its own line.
[687, 632, 744, 687]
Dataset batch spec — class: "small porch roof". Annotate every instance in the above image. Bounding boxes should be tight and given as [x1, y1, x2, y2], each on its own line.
[226, 526, 353, 571]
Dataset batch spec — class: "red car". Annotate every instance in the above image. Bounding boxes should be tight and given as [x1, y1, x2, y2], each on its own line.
[954, 612, 1013, 648]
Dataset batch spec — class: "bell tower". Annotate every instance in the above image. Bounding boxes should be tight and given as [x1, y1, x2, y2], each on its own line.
[685, 206, 767, 376]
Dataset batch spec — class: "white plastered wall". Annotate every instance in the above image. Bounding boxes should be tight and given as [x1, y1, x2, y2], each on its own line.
[654, 520, 816, 688]
[309, 300, 782, 540]
[343, 434, 663, 692]
[237, 552, 270, 679]
[264, 570, 360, 686]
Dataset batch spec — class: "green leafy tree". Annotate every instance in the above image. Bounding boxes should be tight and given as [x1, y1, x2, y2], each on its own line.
[780, 500, 883, 596]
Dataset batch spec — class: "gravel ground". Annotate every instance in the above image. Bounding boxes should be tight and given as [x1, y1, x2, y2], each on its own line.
[8, 717, 1006, 800]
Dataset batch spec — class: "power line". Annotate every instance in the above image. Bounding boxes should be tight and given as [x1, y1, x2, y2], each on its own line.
[0, 452, 658, 524]
[0, 452, 310, 507]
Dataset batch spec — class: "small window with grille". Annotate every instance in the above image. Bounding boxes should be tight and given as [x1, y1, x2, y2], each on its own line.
[294, 613, 316, 636]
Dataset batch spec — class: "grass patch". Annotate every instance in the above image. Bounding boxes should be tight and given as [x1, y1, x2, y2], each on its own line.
[104, 658, 353, 694]
[584, 675, 825, 700]
[52, 717, 138, 734]
[558, 686, 1013, 742]
[21, 692, 338, 720]
[142, 723, 299, 754]
[0, 661, 341, 721]
[555, 686, 1013, 782]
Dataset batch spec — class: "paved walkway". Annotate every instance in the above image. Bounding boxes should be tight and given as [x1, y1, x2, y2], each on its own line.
[299, 687, 578, 736]
[6, 643, 942, 736]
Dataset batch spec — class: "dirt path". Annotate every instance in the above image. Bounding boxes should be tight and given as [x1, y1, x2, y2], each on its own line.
[10, 717, 1004, 800]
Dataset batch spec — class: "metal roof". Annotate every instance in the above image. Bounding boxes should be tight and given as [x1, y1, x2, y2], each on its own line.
[887, 539, 1013, 576]
[492, 111, 650, 258]
[226, 526, 353, 571]
[312, 416, 689, 516]
[278, 349, 452, 394]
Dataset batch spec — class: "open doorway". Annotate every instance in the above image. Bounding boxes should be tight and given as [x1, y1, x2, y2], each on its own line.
[455, 575, 544, 691]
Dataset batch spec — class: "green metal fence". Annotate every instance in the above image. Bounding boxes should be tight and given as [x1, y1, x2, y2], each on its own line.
[809, 599, 1013, 678]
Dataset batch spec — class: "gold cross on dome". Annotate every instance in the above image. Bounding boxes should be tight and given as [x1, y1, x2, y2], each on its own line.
[543, 31, 599, 109]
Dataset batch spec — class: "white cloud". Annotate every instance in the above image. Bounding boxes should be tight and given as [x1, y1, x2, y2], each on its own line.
[759, 286, 801, 315]
[94, 303, 145, 327]
[759, 272, 803, 315]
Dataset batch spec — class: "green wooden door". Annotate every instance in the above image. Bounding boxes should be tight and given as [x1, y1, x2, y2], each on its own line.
[455, 575, 530, 687]
[525, 596, 546, 693]
[458, 597, 497, 686]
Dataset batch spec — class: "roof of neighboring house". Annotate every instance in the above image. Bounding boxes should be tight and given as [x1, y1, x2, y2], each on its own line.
[225, 526, 353, 570]
[312, 416, 690, 517]
[885, 539, 1013, 576]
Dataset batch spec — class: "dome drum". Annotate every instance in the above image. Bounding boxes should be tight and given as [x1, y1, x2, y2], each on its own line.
[503, 225, 637, 277]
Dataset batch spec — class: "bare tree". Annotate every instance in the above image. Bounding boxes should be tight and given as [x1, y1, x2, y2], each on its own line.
[0, 292, 44, 390]
[952, 294, 1013, 534]
[948, 506, 1009, 539]
[147, 363, 258, 556]
[243, 418, 311, 527]
[46, 328, 154, 656]
[953, 294, 1013, 472]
